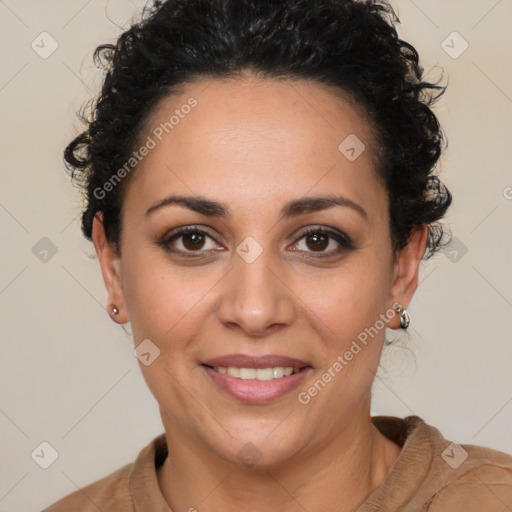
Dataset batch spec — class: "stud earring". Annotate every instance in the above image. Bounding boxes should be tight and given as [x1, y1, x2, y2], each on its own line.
[394, 304, 410, 329]
[109, 304, 119, 316]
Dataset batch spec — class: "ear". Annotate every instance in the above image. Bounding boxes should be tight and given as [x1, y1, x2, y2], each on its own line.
[92, 212, 129, 324]
[388, 225, 428, 329]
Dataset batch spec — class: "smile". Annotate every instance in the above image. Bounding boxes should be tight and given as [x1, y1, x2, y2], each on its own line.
[201, 364, 312, 404]
[209, 366, 300, 381]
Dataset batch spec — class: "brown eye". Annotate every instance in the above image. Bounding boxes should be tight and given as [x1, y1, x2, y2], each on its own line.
[158, 226, 220, 255]
[181, 232, 206, 251]
[304, 232, 329, 252]
[292, 227, 355, 256]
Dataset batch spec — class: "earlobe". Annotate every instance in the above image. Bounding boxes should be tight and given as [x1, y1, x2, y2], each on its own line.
[92, 212, 129, 324]
[388, 225, 428, 329]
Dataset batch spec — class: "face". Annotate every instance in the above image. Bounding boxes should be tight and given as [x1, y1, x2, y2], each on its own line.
[94, 73, 426, 467]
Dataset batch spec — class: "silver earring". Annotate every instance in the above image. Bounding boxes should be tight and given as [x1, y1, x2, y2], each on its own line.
[109, 304, 119, 316]
[394, 304, 410, 329]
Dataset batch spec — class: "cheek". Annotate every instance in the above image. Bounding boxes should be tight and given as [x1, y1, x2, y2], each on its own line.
[299, 252, 392, 403]
[120, 246, 199, 344]
[120, 251, 208, 407]
[304, 255, 391, 338]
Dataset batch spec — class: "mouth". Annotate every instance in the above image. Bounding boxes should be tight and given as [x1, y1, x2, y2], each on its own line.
[200, 354, 313, 403]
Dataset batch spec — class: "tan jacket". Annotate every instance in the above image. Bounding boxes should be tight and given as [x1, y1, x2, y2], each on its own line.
[41, 415, 512, 511]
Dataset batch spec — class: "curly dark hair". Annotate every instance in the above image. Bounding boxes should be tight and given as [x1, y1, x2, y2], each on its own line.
[65, 0, 452, 260]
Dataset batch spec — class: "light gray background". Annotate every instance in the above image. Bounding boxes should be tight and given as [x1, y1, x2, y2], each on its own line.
[1, 1, 511, 511]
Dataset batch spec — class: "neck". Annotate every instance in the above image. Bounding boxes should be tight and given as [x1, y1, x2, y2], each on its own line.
[156, 409, 401, 512]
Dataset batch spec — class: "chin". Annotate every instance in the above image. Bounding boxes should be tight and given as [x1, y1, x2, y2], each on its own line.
[211, 428, 304, 469]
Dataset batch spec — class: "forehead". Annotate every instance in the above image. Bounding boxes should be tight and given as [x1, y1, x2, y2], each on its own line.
[123, 74, 386, 219]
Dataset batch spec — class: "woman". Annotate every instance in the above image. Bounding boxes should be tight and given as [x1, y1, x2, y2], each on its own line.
[43, 0, 512, 510]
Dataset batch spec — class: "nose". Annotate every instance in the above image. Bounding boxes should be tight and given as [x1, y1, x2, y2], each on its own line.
[216, 244, 296, 337]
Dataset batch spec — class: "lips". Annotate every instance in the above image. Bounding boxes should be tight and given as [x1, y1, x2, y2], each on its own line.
[201, 353, 311, 370]
[202, 365, 312, 403]
[200, 353, 313, 403]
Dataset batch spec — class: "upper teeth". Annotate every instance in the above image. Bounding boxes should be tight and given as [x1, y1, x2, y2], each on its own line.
[214, 366, 297, 380]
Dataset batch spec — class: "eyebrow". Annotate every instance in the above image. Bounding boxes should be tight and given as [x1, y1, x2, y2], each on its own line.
[145, 194, 368, 221]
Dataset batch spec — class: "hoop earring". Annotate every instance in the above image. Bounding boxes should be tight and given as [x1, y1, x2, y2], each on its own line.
[109, 304, 119, 316]
[394, 304, 410, 329]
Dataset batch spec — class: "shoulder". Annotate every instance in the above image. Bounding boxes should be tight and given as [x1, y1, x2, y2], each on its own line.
[40, 433, 169, 512]
[41, 462, 134, 511]
[369, 415, 512, 511]
[426, 443, 512, 511]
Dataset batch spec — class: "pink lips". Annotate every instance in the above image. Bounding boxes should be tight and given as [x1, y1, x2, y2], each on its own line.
[201, 353, 312, 404]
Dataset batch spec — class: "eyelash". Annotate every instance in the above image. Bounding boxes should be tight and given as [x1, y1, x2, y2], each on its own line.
[157, 225, 355, 258]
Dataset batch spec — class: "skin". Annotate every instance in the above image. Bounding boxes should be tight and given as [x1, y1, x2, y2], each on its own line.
[93, 72, 427, 512]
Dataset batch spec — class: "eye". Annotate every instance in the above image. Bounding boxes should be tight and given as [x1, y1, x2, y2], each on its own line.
[290, 227, 355, 256]
[158, 226, 221, 256]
